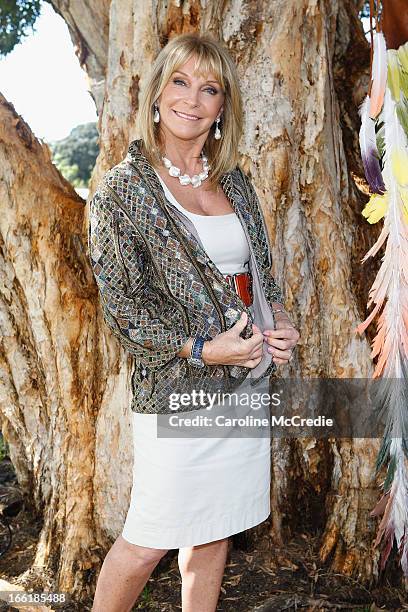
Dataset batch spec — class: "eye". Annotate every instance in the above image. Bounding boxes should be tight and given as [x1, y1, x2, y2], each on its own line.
[172, 78, 218, 95]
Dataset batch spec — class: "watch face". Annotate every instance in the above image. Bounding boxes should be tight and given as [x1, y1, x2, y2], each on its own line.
[188, 357, 205, 368]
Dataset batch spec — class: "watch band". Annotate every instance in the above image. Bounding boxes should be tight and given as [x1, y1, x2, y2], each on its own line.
[188, 336, 206, 368]
[191, 335, 205, 360]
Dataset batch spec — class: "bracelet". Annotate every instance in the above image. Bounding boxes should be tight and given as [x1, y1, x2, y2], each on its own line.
[272, 308, 285, 314]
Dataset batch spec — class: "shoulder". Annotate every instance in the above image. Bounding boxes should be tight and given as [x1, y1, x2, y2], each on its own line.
[91, 156, 151, 215]
[99, 159, 145, 196]
[227, 164, 260, 206]
[228, 164, 256, 192]
[228, 163, 245, 183]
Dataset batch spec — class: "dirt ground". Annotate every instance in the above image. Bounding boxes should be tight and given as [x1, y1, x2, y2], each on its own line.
[0, 456, 407, 612]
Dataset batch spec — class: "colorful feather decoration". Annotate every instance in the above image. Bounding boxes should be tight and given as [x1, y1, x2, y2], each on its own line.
[359, 95, 386, 194]
[356, 61, 408, 575]
[370, 31, 388, 118]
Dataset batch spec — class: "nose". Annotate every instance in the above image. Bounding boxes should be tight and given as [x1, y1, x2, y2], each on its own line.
[184, 86, 200, 108]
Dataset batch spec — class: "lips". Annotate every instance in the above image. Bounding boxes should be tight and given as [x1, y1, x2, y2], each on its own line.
[173, 110, 201, 121]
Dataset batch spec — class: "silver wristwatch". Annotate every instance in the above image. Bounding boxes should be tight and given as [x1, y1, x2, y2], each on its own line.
[187, 336, 206, 368]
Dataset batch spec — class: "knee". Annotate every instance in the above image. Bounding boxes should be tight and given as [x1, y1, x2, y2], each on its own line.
[178, 538, 229, 573]
[114, 535, 169, 568]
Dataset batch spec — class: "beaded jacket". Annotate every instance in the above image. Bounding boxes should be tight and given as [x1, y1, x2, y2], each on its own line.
[88, 139, 284, 414]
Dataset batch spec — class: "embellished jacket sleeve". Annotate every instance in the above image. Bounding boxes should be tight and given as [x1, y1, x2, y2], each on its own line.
[88, 185, 190, 371]
[241, 172, 284, 305]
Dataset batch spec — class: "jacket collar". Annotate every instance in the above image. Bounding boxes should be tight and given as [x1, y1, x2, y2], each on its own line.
[124, 138, 258, 310]
[125, 137, 264, 266]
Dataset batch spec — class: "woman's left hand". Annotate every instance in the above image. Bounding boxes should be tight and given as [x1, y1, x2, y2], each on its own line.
[263, 311, 300, 365]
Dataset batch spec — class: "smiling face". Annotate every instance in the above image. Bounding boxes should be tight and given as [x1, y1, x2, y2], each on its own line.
[156, 55, 225, 144]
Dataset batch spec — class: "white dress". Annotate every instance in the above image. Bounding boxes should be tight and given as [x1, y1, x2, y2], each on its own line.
[121, 173, 271, 549]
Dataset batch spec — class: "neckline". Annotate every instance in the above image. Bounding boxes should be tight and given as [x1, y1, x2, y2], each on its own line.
[153, 169, 237, 218]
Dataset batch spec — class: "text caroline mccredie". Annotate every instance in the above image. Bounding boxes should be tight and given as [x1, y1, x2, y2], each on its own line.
[166, 415, 334, 427]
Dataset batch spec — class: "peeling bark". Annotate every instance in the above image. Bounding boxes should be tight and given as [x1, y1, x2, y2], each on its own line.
[50, 0, 111, 115]
[0, 94, 134, 595]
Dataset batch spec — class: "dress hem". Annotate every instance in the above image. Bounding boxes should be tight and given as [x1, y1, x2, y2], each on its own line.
[121, 488, 270, 549]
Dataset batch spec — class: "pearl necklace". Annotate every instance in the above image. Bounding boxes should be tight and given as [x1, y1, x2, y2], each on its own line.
[162, 153, 210, 188]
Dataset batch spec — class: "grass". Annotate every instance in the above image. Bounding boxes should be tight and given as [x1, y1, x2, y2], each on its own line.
[135, 584, 153, 608]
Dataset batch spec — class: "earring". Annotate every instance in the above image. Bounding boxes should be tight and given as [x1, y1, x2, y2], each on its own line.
[153, 103, 160, 123]
[214, 116, 221, 140]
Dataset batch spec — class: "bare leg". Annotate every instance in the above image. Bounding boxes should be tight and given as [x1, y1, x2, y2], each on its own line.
[178, 538, 229, 612]
[92, 535, 168, 612]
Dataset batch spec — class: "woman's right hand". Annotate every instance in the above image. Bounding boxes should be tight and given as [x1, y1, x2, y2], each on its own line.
[202, 311, 263, 369]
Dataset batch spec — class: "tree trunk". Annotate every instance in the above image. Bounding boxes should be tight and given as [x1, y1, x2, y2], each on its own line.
[0, 0, 391, 599]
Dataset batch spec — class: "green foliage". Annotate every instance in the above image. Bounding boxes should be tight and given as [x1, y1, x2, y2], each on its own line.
[0, 0, 42, 57]
[48, 123, 99, 188]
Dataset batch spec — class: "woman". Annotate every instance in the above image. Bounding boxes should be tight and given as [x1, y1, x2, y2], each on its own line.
[89, 32, 299, 612]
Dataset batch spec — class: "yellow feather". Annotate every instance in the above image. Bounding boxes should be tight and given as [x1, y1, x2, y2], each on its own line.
[388, 50, 401, 102]
[362, 193, 389, 223]
[399, 186, 408, 220]
[398, 41, 408, 73]
[391, 149, 408, 185]
[400, 69, 408, 99]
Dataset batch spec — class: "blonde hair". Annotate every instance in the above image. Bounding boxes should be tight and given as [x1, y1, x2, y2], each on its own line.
[137, 32, 243, 190]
